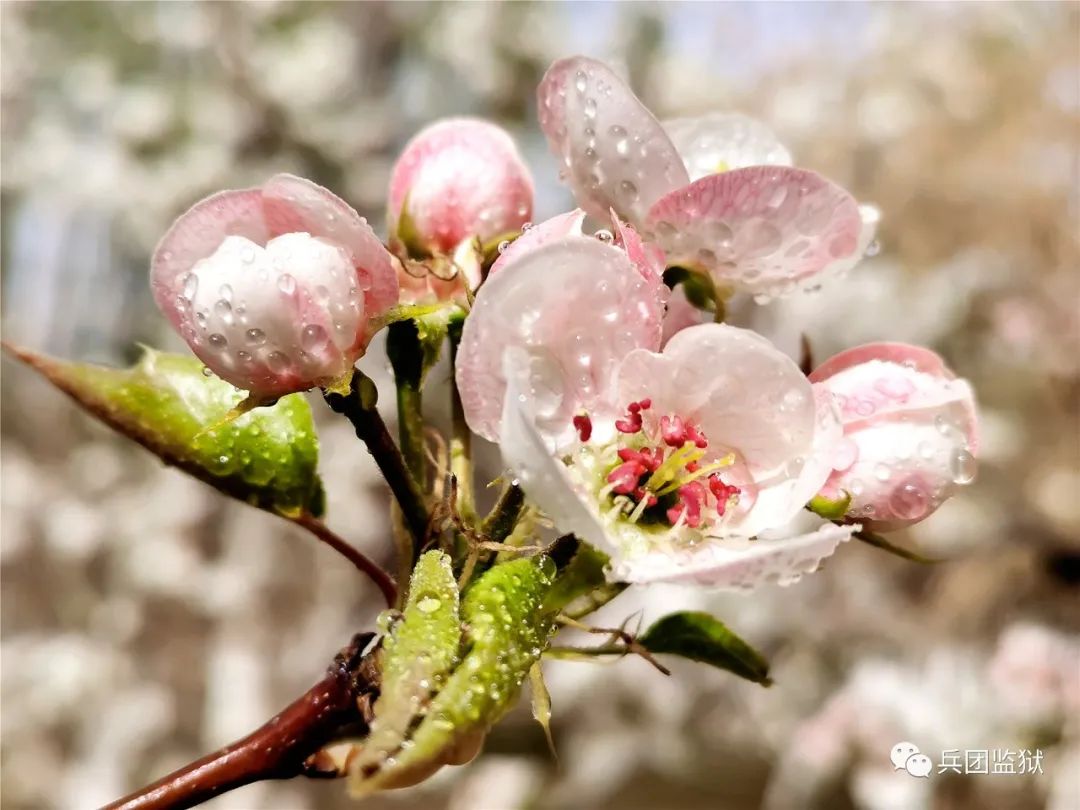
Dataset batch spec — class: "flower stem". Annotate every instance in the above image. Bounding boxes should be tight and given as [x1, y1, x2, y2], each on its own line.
[323, 370, 430, 561]
[448, 315, 475, 524]
[290, 513, 397, 607]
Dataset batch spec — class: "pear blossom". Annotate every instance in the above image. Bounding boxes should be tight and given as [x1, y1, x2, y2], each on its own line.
[388, 117, 534, 257]
[151, 173, 398, 399]
[810, 342, 979, 529]
[456, 235, 856, 589]
[537, 56, 879, 298]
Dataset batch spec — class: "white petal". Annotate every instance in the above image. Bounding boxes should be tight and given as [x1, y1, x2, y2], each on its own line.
[663, 112, 793, 181]
[610, 522, 856, 590]
[645, 167, 863, 297]
[456, 236, 663, 444]
[537, 56, 688, 227]
[498, 363, 611, 549]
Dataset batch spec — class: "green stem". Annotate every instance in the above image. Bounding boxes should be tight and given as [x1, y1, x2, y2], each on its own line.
[323, 370, 430, 561]
[386, 321, 427, 483]
[448, 315, 475, 523]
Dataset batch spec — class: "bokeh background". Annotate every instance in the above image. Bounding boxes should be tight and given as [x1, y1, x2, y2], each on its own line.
[2, 2, 1078, 809]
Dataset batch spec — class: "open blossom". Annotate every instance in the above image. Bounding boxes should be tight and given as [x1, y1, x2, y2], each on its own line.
[388, 117, 534, 257]
[810, 343, 978, 529]
[151, 173, 398, 399]
[537, 56, 879, 299]
[456, 233, 855, 589]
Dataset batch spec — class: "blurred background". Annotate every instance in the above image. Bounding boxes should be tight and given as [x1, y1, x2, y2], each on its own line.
[2, 2, 1078, 809]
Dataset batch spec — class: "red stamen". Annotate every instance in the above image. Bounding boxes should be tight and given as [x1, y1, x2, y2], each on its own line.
[686, 423, 708, 449]
[573, 413, 592, 442]
[660, 414, 686, 446]
[638, 398, 652, 409]
[607, 460, 646, 495]
[632, 487, 658, 507]
[618, 446, 663, 471]
[708, 475, 741, 516]
[667, 481, 707, 528]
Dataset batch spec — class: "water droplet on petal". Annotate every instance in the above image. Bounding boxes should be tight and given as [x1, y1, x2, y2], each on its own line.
[594, 229, 613, 243]
[301, 324, 328, 351]
[201, 366, 214, 378]
[266, 351, 290, 374]
[182, 273, 199, 300]
[245, 328, 267, 346]
[950, 448, 976, 485]
[208, 333, 228, 349]
[278, 274, 296, 295]
[497, 240, 510, 254]
[890, 482, 929, 521]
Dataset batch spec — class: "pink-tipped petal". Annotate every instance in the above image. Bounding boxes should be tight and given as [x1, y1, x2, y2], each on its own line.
[612, 212, 665, 285]
[151, 188, 269, 326]
[537, 56, 689, 227]
[645, 167, 863, 297]
[456, 236, 664, 445]
[263, 173, 398, 321]
[813, 343, 978, 529]
[663, 112, 793, 181]
[388, 117, 534, 254]
[488, 209, 587, 275]
[610, 522, 855, 589]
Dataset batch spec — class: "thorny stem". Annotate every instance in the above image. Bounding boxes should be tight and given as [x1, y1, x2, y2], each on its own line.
[290, 512, 397, 607]
[323, 370, 430, 561]
[101, 633, 381, 810]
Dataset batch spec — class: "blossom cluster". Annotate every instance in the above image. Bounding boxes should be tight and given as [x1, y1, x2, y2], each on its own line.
[151, 55, 978, 591]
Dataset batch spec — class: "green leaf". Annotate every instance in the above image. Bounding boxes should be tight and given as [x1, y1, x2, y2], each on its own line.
[640, 611, 772, 686]
[529, 661, 556, 758]
[350, 555, 558, 796]
[7, 344, 323, 517]
[349, 551, 462, 786]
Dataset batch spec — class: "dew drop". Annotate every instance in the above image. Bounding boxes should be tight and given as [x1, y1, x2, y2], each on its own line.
[278, 274, 297, 295]
[201, 366, 214, 378]
[890, 482, 929, 521]
[497, 240, 511, 254]
[245, 328, 267, 346]
[574, 70, 587, 94]
[301, 324, 328, 351]
[874, 463, 891, 482]
[266, 351, 290, 374]
[214, 299, 233, 325]
[618, 179, 638, 201]
[219, 284, 233, 301]
[182, 273, 199, 300]
[594, 229, 613, 243]
[864, 239, 881, 258]
[208, 333, 228, 349]
[950, 448, 976, 485]
[417, 596, 441, 614]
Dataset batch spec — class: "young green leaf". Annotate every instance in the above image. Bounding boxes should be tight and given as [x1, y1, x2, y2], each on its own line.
[639, 611, 772, 686]
[349, 551, 462, 784]
[350, 555, 558, 796]
[6, 344, 323, 517]
[529, 661, 557, 758]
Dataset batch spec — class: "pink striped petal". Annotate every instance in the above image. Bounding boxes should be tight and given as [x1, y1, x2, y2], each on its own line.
[537, 56, 688, 227]
[645, 167, 863, 297]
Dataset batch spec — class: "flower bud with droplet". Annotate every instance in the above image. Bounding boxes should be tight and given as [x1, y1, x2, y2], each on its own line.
[810, 342, 979, 530]
[151, 174, 399, 399]
[388, 118, 534, 258]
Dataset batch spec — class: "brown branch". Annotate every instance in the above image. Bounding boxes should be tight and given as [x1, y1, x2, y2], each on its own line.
[290, 513, 398, 607]
[101, 633, 381, 810]
[323, 370, 431, 557]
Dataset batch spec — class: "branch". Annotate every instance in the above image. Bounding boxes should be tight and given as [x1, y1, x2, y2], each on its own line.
[323, 370, 431, 558]
[289, 513, 398, 607]
[101, 633, 381, 810]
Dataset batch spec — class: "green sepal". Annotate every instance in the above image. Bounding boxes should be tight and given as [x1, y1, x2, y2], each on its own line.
[386, 305, 462, 389]
[392, 194, 432, 260]
[808, 490, 853, 520]
[639, 611, 772, 686]
[7, 344, 323, 517]
[349, 551, 462, 784]
[351, 555, 557, 796]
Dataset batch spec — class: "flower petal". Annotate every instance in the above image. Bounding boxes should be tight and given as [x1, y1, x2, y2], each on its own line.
[609, 521, 856, 590]
[387, 118, 534, 254]
[151, 188, 269, 328]
[537, 56, 689, 227]
[498, 357, 611, 547]
[487, 209, 587, 276]
[663, 112, 793, 181]
[456, 236, 663, 444]
[262, 173, 399, 320]
[645, 167, 863, 297]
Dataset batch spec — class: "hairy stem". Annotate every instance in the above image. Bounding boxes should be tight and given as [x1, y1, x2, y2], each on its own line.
[290, 513, 397, 607]
[323, 370, 430, 560]
[101, 633, 380, 810]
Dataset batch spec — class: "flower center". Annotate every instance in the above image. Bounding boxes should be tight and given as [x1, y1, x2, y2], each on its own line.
[572, 400, 741, 534]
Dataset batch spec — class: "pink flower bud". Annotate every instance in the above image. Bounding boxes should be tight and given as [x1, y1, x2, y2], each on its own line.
[151, 174, 398, 399]
[810, 343, 979, 529]
[388, 118, 534, 255]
